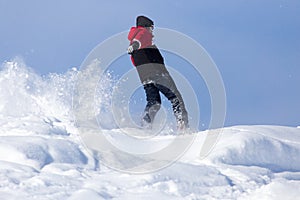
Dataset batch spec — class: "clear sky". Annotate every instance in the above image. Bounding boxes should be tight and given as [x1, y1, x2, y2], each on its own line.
[1, 0, 299, 128]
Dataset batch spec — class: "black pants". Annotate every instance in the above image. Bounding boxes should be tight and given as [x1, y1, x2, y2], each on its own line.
[142, 83, 189, 127]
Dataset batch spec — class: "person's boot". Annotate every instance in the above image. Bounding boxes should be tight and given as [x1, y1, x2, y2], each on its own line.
[176, 115, 188, 131]
[141, 102, 160, 129]
[141, 112, 152, 129]
[171, 98, 189, 131]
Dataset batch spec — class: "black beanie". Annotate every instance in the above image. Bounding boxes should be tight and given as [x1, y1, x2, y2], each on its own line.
[136, 16, 154, 27]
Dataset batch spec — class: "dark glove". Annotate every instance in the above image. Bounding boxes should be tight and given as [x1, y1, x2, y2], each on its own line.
[127, 41, 140, 54]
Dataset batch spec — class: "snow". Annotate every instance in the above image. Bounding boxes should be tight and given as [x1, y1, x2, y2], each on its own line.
[1, 59, 300, 199]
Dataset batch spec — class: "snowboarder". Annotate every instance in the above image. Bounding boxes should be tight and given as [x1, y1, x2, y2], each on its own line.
[127, 15, 189, 130]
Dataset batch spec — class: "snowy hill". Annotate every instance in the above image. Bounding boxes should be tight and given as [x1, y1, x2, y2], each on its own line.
[0, 60, 300, 199]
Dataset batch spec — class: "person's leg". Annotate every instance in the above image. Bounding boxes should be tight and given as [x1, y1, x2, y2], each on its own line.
[142, 83, 161, 127]
[156, 84, 189, 129]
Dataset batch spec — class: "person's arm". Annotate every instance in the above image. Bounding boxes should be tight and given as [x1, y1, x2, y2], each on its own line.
[128, 28, 152, 53]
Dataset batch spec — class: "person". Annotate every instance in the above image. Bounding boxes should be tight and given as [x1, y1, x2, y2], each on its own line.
[127, 15, 189, 130]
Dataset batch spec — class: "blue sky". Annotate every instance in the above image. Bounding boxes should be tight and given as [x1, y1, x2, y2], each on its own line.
[1, 0, 299, 128]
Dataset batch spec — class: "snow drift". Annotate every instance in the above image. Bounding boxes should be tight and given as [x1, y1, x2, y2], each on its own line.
[0, 59, 300, 199]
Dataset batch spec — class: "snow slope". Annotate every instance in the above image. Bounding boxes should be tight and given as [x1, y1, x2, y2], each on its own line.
[0, 60, 300, 199]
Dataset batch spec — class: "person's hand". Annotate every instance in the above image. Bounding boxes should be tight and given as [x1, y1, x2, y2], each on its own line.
[127, 45, 134, 54]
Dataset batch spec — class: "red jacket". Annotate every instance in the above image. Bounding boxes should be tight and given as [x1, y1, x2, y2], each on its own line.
[128, 26, 153, 49]
[128, 26, 164, 67]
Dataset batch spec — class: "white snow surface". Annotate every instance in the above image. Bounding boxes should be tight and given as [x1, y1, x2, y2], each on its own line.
[0, 60, 300, 199]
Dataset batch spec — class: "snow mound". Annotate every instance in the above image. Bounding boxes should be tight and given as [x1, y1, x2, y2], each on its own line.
[0, 59, 300, 199]
[0, 136, 87, 170]
[205, 126, 300, 172]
